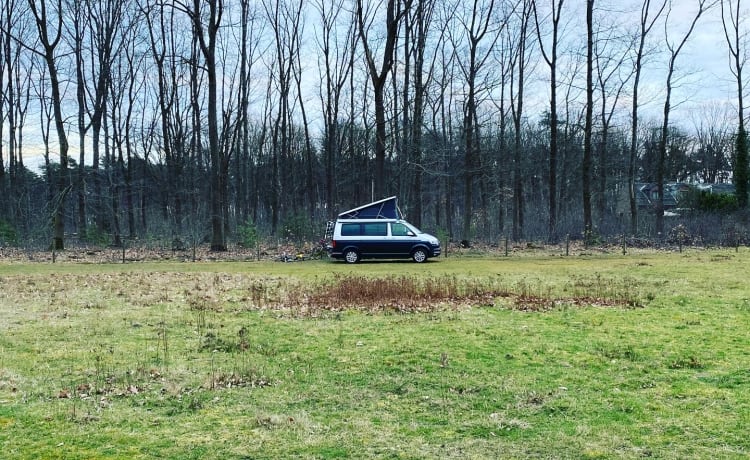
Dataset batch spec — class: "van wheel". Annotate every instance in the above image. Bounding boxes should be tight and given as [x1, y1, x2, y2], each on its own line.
[344, 249, 360, 263]
[412, 248, 428, 263]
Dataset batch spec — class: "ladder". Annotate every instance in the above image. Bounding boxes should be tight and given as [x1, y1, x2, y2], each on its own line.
[324, 221, 335, 241]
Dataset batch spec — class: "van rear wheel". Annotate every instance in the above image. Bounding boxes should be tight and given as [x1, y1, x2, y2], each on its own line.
[412, 248, 428, 263]
[344, 249, 360, 263]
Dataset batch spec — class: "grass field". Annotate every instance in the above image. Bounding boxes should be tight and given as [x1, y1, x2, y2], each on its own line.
[0, 249, 749, 459]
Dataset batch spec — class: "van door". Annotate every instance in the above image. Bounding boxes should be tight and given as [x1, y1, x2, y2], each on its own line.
[360, 222, 388, 256]
[388, 222, 416, 256]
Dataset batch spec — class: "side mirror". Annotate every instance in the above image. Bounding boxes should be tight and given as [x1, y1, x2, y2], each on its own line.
[407, 231, 415, 236]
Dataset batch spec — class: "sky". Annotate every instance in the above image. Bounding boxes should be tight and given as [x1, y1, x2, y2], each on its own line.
[632, 0, 741, 124]
[7, 0, 750, 173]
[525, 0, 743, 129]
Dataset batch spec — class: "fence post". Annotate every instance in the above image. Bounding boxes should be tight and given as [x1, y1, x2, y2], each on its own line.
[504, 235, 509, 257]
[565, 234, 570, 256]
[622, 234, 627, 255]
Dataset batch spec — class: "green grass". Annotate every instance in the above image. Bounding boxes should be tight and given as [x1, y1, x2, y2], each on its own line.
[1, 249, 749, 458]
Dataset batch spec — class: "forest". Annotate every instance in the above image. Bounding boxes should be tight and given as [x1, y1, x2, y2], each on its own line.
[0, 0, 748, 250]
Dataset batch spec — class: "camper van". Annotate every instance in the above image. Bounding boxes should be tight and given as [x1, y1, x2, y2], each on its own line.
[327, 197, 441, 263]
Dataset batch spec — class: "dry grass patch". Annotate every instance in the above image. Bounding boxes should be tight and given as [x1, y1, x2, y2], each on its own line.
[0, 271, 644, 319]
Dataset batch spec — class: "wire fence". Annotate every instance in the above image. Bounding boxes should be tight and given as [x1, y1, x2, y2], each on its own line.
[0, 231, 745, 265]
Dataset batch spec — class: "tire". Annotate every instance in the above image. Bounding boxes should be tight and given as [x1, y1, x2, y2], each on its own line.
[412, 248, 428, 263]
[344, 249, 360, 263]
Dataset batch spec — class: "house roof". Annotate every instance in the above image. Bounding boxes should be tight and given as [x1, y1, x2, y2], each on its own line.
[635, 183, 678, 208]
[338, 196, 403, 220]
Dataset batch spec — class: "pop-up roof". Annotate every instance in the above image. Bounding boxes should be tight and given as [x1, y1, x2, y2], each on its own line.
[338, 196, 403, 220]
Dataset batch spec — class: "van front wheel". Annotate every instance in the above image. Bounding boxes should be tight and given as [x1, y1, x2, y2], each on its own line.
[344, 249, 360, 263]
[412, 248, 428, 263]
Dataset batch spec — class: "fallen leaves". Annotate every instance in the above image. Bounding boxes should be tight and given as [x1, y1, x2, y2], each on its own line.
[208, 372, 273, 390]
[56, 382, 144, 400]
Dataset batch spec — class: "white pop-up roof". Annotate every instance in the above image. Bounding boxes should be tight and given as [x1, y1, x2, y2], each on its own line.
[337, 196, 403, 220]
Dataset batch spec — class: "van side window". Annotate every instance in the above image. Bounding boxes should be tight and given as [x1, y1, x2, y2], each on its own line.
[362, 223, 387, 236]
[341, 223, 361, 236]
[391, 223, 412, 236]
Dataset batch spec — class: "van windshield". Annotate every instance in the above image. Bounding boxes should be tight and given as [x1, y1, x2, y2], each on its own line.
[409, 224, 423, 234]
[391, 222, 422, 236]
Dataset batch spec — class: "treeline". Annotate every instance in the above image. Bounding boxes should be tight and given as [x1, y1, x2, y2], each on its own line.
[0, 0, 748, 249]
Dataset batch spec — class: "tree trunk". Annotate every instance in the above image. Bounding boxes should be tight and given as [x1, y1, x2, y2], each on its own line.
[629, 0, 668, 235]
[582, 0, 594, 238]
[29, 0, 70, 250]
[357, 0, 411, 200]
[190, 0, 226, 251]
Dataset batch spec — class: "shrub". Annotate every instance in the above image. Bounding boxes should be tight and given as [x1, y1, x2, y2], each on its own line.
[699, 192, 738, 213]
[435, 227, 450, 246]
[0, 220, 18, 246]
[683, 189, 738, 213]
[583, 228, 603, 246]
[667, 224, 692, 246]
[237, 219, 259, 248]
[85, 225, 110, 246]
[281, 213, 313, 242]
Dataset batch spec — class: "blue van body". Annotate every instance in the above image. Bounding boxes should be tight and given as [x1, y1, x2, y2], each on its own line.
[329, 218, 441, 263]
[328, 197, 440, 263]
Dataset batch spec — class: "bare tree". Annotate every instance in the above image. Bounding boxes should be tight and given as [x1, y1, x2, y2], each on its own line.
[236, 0, 263, 224]
[107, 4, 144, 239]
[488, 5, 516, 237]
[407, 0, 438, 228]
[628, 0, 666, 235]
[430, 8, 459, 235]
[24, 50, 54, 209]
[656, 0, 712, 236]
[721, 0, 748, 207]
[393, 0, 438, 227]
[140, 0, 184, 233]
[691, 105, 733, 183]
[87, 0, 124, 234]
[263, 0, 304, 233]
[533, 0, 564, 240]
[28, 0, 70, 250]
[314, 0, 353, 218]
[594, 21, 634, 230]
[449, 0, 502, 243]
[292, 14, 316, 216]
[356, 0, 412, 199]
[178, 0, 226, 250]
[69, 0, 89, 238]
[583, 0, 593, 238]
[2, 0, 35, 221]
[66, 0, 123, 238]
[511, 0, 533, 241]
[0, 17, 5, 199]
